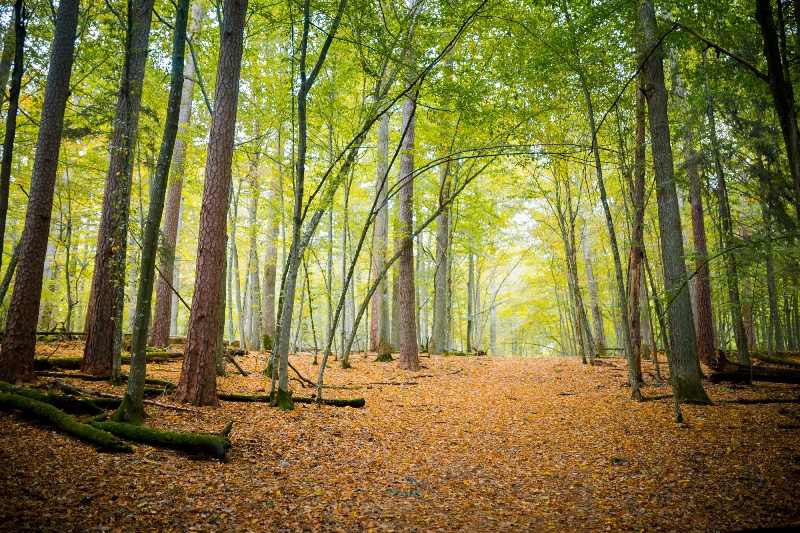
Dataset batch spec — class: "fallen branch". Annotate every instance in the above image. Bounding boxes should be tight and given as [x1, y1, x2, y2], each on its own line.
[225, 354, 249, 376]
[58, 382, 193, 413]
[0, 380, 105, 415]
[38, 372, 177, 390]
[217, 393, 365, 408]
[0, 392, 132, 453]
[34, 353, 183, 371]
[91, 420, 231, 459]
[750, 353, 800, 368]
[288, 360, 317, 387]
[723, 397, 800, 404]
[367, 381, 419, 386]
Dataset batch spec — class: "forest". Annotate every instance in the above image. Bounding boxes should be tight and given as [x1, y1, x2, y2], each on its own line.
[1, 0, 800, 530]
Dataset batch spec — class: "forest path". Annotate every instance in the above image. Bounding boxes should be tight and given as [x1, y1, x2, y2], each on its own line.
[1, 349, 799, 531]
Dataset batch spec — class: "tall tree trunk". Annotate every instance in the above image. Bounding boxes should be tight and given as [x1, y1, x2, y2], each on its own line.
[0, 0, 25, 270]
[175, 0, 247, 406]
[372, 112, 392, 361]
[397, 87, 420, 371]
[246, 158, 261, 350]
[756, 0, 800, 224]
[673, 60, 723, 369]
[261, 130, 282, 350]
[83, 0, 156, 379]
[489, 277, 497, 355]
[638, 0, 709, 403]
[150, 0, 204, 348]
[467, 251, 474, 352]
[627, 75, 646, 377]
[169, 203, 182, 336]
[0, 8, 16, 113]
[760, 173, 784, 354]
[0, 0, 79, 384]
[430, 154, 451, 354]
[582, 225, 606, 357]
[115, 0, 190, 423]
[703, 50, 750, 365]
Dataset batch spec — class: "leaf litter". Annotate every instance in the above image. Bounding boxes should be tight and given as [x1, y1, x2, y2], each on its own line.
[1, 345, 799, 532]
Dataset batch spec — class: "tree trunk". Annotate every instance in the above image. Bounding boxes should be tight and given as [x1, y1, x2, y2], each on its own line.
[627, 75, 646, 376]
[372, 112, 392, 360]
[175, 0, 247, 406]
[430, 153, 451, 355]
[0, 9, 16, 113]
[114, 0, 190, 424]
[246, 161, 261, 350]
[638, 0, 709, 403]
[467, 251, 474, 352]
[150, 0, 204, 348]
[703, 50, 750, 365]
[0, 0, 79, 384]
[397, 89, 420, 371]
[83, 0, 156, 378]
[755, 0, 800, 224]
[261, 154, 280, 350]
[582, 225, 606, 357]
[0, 0, 25, 270]
[673, 61, 723, 369]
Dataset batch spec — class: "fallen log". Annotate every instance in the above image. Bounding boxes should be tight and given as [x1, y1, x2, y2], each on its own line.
[708, 361, 800, 385]
[750, 353, 800, 368]
[723, 397, 800, 404]
[34, 353, 183, 371]
[0, 392, 132, 453]
[90, 420, 231, 459]
[37, 372, 177, 390]
[58, 382, 192, 413]
[218, 393, 365, 408]
[0, 381, 105, 415]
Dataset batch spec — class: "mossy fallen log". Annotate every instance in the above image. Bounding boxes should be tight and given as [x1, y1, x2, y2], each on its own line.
[0, 392, 132, 452]
[750, 353, 800, 368]
[0, 381, 104, 415]
[36, 372, 177, 391]
[723, 397, 800, 404]
[34, 353, 183, 371]
[90, 421, 231, 459]
[217, 393, 365, 408]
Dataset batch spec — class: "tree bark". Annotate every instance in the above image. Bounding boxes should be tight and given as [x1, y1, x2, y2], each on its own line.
[396, 89, 420, 371]
[83, 0, 156, 378]
[115, 0, 190, 424]
[638, 0, 709, 403]
[582, 225, 606, 356]
[261, 134, 281, 350]
[175, 0, 247, 406]
[673, 60, 723, 369]
[430, 152, 451, 355]
[0, 8, 16, 113]
[371, 112, 392, 360]
[755, 0, 800, 224]
[0, 0, 25, 270]
[0, 0, 79, 384]
[150, 0, 204, 348]
[627, 75, 646, 378]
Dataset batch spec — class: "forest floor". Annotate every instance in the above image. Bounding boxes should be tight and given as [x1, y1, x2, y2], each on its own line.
[1, 345, 799, 532]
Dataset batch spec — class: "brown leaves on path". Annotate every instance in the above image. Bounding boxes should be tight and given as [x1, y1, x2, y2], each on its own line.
[1, 346, 799, 532]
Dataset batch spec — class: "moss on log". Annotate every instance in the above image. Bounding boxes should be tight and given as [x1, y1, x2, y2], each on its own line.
[34, 353, 182, 371]
[34, 372, 177, 391]
[0, 381, 104, 415]
[91, 421, 231, 459]
[0, 392, 132, 452]
[217, 393, 365, 408]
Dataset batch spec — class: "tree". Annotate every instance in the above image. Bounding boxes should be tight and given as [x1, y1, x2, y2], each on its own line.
[175, 0, 248, 406]
[0, 0, 25, 270]
[82, 0, 156, 379]
[637, 0, 709, 404]
[150, 0, 205, 348]
[0, 0, 80, 384]
[371, 112, 392, 361]
[114, 0, 191, 423]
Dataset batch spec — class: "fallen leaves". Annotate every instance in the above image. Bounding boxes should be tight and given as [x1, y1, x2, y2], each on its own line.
[0, 347, 799, 531]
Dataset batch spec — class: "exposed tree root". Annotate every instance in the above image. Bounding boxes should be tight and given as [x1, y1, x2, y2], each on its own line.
[217, 393, 365, 408]
[90, 420, 231, 460]
[0, 392, 132, 452]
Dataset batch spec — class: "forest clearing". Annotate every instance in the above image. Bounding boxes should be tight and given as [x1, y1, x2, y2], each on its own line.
[3, 0, 800, 530]
[2, 346, 800, 532]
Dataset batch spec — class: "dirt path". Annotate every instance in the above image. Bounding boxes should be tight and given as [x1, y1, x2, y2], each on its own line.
[1, 351, 799, 531]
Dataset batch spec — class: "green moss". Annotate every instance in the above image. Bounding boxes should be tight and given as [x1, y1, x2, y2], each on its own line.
[33, 357, 83, 371]
[91, 420, 231, 459]
[262, 334, 273, 351]
[112, 392, 146, 425]
[0, 380, 104, 415]
[0, 392, 132, 452]
[373, 354, 394, 362]
[273, 388, 294, 411]
[673, 376, 712, 404]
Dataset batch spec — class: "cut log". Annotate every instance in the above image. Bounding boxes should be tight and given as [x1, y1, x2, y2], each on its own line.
[90, 420, 231, 459]
[0, 380, 105, 415]
[217, 393, 365, 408]
[0, 392, 132, 452]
